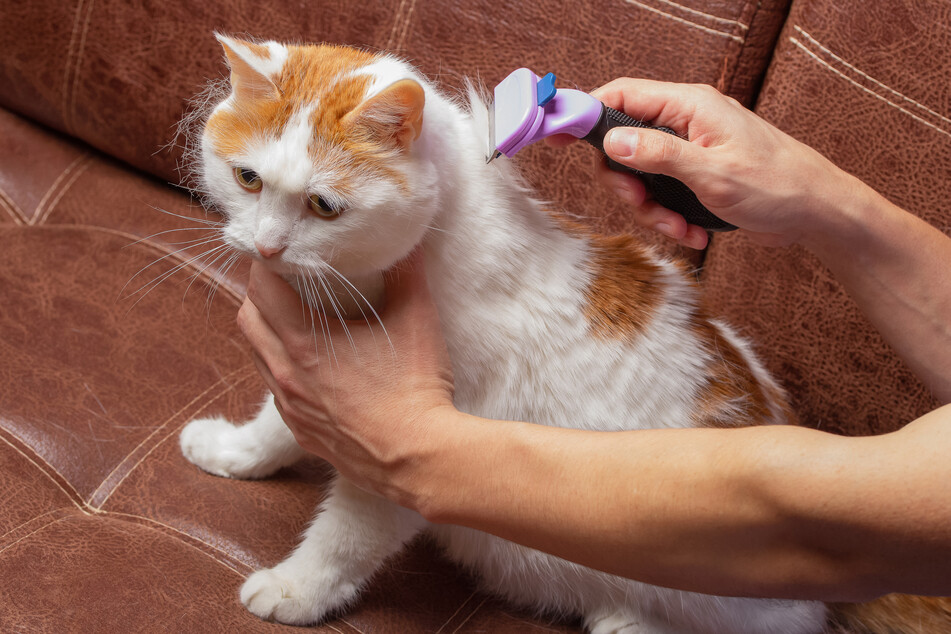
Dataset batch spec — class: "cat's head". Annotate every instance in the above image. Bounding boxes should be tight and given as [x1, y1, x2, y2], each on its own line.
[198, 35, 438, 279]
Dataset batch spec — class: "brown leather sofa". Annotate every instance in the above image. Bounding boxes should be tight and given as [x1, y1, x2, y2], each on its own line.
[1, 0, 946, 631]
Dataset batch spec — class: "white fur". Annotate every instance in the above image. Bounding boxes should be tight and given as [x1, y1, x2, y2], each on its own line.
[181, 44, 827, 634]
[215, 34, 288, 79]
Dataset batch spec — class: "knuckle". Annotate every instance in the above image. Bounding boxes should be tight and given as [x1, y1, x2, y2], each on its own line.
[286, 336, 317, 364]
[271, 367, 300, 396]
[641, 131, 682, 165]
[722, 94, 743, 109]
[236, 302, 253, 335]
[693, 83, 721, 97]
[659, 135, 683, 164]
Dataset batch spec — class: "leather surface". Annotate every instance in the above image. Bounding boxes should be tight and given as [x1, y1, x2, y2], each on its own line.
[702, 0, 950, 436]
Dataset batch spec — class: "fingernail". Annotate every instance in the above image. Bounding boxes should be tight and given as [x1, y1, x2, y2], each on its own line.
[655, 222, 672, 235]
[608, 128, 638, 159]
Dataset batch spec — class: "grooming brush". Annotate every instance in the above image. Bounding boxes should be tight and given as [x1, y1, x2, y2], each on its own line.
[486, 69, 735, 232]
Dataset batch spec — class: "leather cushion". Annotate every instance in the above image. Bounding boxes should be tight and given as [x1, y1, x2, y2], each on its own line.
[701, 0, 950, 436]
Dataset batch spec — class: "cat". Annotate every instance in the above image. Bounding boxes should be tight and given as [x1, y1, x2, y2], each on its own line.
[178, 35, 825, 634]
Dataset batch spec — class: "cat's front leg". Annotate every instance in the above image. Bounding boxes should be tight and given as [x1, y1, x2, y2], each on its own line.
[240, 475, 428, 625]
[180, 393, 305, 479]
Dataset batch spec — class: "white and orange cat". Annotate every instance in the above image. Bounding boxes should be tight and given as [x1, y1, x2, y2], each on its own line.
[179, 35, 824, 633]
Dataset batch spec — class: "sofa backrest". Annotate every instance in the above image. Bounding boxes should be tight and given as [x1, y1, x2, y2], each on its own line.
[0, 0, 789, 239]
[702, 0, 950, 435]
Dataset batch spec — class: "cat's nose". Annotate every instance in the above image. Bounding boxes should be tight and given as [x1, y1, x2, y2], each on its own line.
[254, 241, 285, 259]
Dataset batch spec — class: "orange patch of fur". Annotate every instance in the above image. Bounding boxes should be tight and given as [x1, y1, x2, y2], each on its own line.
[690, 315, 794, 428]
[829, 594, 951, 634]
[571, 215, 791, 428]
[582, 233, 664, 339]
[206, 43, 408, 191]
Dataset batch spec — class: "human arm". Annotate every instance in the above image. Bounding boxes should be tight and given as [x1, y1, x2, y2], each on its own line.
[582, 79, 951, 401]
[415, 403, 951, 602]
[239, 257, 951, 601]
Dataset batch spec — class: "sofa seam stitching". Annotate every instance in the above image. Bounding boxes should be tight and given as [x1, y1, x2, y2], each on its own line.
[653, 0, 749, 29]
[88, 367, 258, 509]
[102, 511, 252, 577]
[0, 429, 88, 511]
[30, 153, 93, 226]
[434, 590, 478, 634]
[0, 516, 71, 557]
[788, 34, 951, 139]
[622, 0, 745, 43]
[449, 595, 489, 634]
[34, 224, 245, 306]
[793, 25, 951, 127]
[723, 0, 761, 97]
[66, 0, 96, 133]
[0, 188, 26, 224]
[61, 0, 86, 133]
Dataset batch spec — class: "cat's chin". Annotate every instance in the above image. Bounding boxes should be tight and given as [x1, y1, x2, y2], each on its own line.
[269, 265, 386, 319]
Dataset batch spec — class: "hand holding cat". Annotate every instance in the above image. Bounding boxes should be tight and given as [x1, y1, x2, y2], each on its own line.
[557, 79, 860, 251]
[237, 250, 456, 504]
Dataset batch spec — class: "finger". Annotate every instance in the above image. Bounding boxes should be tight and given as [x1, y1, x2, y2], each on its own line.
[249, 349, 283, 402]
[596, 161, 697, 240]
[603, 127, 705, 185]
[596, 164, 649, 207]
[610, 193, 709, 250]
[238, 297, 301, 376]
[246, 261, 312, 344]
[631, 199, 692, 241]
[317, 248, 434, 351]
[680, 224, 710, 250]
[591, 78, 706, 131]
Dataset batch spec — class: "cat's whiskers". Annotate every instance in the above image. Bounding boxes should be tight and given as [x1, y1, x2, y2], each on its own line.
[182, 241, 239, 310]
[296, 266, 323, 354]
[124, 226, 224, 249]
[122, 242, 231, 313]
[322, 263, 394, 356]
[314, 270, 358, 358]
[120, 235, 226, 301]
[146, 204, 225, 227]
[203, 251, 242, 316]
[295, 266, 335, 369]
[421, 223, 452, 235]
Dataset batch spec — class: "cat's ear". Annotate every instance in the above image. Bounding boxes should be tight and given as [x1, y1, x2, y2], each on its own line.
[215, 33, 281, 101]
[344, 79, 425, 149]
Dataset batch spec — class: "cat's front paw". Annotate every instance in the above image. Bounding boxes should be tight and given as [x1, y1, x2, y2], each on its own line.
[179, 417, 275, 479]
[240, 566, 358, 625]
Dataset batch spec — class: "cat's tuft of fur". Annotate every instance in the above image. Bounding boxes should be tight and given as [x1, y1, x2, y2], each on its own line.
[177, 36, 943, 634]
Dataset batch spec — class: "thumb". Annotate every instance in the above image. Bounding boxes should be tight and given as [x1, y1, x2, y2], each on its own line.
[604, 127, 703, 185]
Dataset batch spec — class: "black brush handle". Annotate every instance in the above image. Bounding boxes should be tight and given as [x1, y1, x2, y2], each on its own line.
[582, 105, 736, 232]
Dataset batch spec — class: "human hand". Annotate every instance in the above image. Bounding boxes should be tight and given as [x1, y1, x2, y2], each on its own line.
[236, 249, 456, 505]
[552, 79, 859, 249]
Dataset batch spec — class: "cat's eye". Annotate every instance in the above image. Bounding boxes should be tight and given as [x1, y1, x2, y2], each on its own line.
[308, 194, 342, 220]
[233, 167, 262, 192]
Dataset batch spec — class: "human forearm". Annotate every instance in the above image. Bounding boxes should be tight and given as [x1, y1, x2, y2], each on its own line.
[801, 176, 951, 402]
[409, 408, 951, 601]
[593, 81, 950, 399]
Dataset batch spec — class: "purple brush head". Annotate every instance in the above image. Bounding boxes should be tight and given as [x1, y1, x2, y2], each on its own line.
[487, 69, 603, 162]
